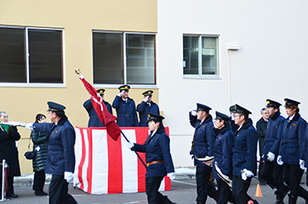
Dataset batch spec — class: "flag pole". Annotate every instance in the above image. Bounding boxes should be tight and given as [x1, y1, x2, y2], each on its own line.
[121, 131, 147, 169]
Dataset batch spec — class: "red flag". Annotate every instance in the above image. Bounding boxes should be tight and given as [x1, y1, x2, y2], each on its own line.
[78, 76, 121, 141]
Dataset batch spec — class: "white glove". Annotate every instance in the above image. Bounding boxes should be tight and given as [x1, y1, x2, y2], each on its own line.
[143, 96, 149, 103]
[300, 159, 306, 170]
[245, 169, 254, 178]
[117, 91, 123, 97]
[267, 152, 275, 162]
[25, 123, 33, 130]
[241, 169, 247, 181]
[64, 171, 74, 183]
[167, 172, 175, 180]
[127, 142, 134, 150]
[190, 110, 197, 116]
[277, 155, 283, 165]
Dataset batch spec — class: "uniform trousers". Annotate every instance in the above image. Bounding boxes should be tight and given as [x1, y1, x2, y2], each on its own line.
[196, 165, 217, 203]
[146, 176, 173, 204]
[283, 164, 306, 198]
[49, 175, 77, 204]
[6, 176, 15, 196]
[33, 170, 46, 192]
[260, 161, 287, 193]
[232, 176, 254, 204]
[217, 179, 235, 204]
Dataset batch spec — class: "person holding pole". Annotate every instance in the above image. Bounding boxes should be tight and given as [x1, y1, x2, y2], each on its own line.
[130, 113, 175, 204]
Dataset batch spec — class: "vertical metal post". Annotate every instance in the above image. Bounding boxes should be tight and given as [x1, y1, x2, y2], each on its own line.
[1, 159, 5, 201]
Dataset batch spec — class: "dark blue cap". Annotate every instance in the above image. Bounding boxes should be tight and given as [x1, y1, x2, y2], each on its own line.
[284, 98, 300, 107]
[234, 104, 252, 115]
[118, 84, 130, 92]
[142, 90, 153, 96]
[47, 101, 66, 112]
[266, 99, 281, 108]
[147, 113, 164, 122]
[215, 111, 230, 122]
[97, 89, 105, 95]
[229, 105, 236, 112]
[196, 103, 211, 112]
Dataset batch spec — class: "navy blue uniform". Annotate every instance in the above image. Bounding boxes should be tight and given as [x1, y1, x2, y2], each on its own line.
[213, 124, 235, 204]
[83, 99, 113, 127]
[232, 118, 258, 204]
[137, 101, 160, 127]
[112, 96, 139, 127]
[133, 126, 174, 204]
[189, 113, 217, 203]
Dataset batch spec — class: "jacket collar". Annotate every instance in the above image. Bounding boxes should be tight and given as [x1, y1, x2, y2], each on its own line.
[219, 124, 231, 135]
[287, 112, 300, 122]
[57, 115, 68, 126]
[270, 111, 280, 121]
[241, 118, 253, 130]
[202, 114, 213, 124]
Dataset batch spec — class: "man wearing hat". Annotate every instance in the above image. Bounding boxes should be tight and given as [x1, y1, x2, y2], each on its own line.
[260, 99, 289, 203]
[130, 113, 176, 204]
[212, 111, 235, 204]
[276, 98, 308, 204]
[137, 90, 160, 127]
[26, 102, 77, 204]
[232, 104, 258, 204]
[112, 85, 139, 127]
[189, 103, 217, 204]
[83, 89, 112, 127]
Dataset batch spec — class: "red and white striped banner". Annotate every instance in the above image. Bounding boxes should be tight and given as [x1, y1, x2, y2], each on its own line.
[73, 127, 171, 194]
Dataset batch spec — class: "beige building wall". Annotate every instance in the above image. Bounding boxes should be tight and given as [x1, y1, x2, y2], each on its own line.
[0, 0, 158, 174]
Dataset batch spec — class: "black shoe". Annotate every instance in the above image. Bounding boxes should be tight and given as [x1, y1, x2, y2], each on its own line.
[6, 193, 18, 198]
[35, 191, 48, 196]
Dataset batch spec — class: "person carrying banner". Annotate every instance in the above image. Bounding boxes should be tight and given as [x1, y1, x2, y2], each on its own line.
[130, 113, 175, 204]
[189, 103, 217, 204]
[232, 104, 259, 204]
[212, 111, 235, 204]
[83, 89, 113, 127]
[260, 99, 289, 203]
[25, 102, 77, 204]
[137, 90, 160, 127]
[112, 85, 139, 127]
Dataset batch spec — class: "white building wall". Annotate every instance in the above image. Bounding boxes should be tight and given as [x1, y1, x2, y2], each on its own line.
[156, 0, 308, 167]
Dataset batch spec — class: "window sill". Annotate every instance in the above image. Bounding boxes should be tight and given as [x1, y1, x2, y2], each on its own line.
[183, 75, 221, 80]
[94, 84, 158, 89]
[0, 83, 66, 88]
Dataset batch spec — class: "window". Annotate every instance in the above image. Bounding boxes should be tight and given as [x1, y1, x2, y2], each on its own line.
[0, 26, 63, 85]
[183, 35, 219, 78]
[93, 32, 156, 85]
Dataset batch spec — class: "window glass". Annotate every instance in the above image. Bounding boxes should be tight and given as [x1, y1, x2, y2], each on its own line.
[183, 36, 199, 75]
[93, 32, 123, 84]
[202, 37, 218, 75]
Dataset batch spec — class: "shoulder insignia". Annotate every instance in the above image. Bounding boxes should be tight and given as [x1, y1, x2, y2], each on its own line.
[202, 126, 204, 128]
[55, 130, 58, 133]
[293, 123, 296, 127]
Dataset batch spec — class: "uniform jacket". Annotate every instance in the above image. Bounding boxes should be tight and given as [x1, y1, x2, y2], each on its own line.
[83, 99, 113, 127]
[263, 111, 285, 162]
[278, 112, 306, 165]
[256, 118, 267, 157]
[233, 118, 258, 176]
[137, 101, 160, 127]
[33, 116, 75, 175]
[133, 125, 174, 177]
[189, 113, 216, 166]
[112, 96, 139, 127]
[31, 130, 47, 172]
[213, 124, 234, 179]
[0, 125, 21, 176]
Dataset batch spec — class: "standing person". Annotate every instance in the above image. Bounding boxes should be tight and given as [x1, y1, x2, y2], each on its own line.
[277, 98, 308, 204]
[256, 107, 268, 184]
[260, 99, 289, 203]
[0, 111, 21, 198]
[83, 89, 112, 127]
[189, 103, 217, 204]
[212, 111, 235, 204]
[137, 90, 160, 127]
[130, 113, 175, 204]
[112, 85, 139, 127]
[232, 104, 259, 204]
[31, 114, 48, 196]
[26, 102, 77, 204]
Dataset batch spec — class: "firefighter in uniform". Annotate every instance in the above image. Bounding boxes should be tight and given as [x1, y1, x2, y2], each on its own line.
[232, 104, 259, 204]
[83, 89, 112, 127]
[112, 85, 139, 127]
[131, 113, 175, 204]
[189, 103, 217, 204]
[260, 99, 289, 203]
[212, 111, 235, 204]
[277, 98, 308, 204]
[137, 90, 160, 127]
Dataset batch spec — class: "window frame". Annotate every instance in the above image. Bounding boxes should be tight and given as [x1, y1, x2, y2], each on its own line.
[0, 25, 65, 88]
[92, 30, 158, 89]
[183, 33, 221, 79]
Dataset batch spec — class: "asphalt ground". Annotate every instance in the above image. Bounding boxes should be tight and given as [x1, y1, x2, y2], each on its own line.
[4, 176, 308, 204]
